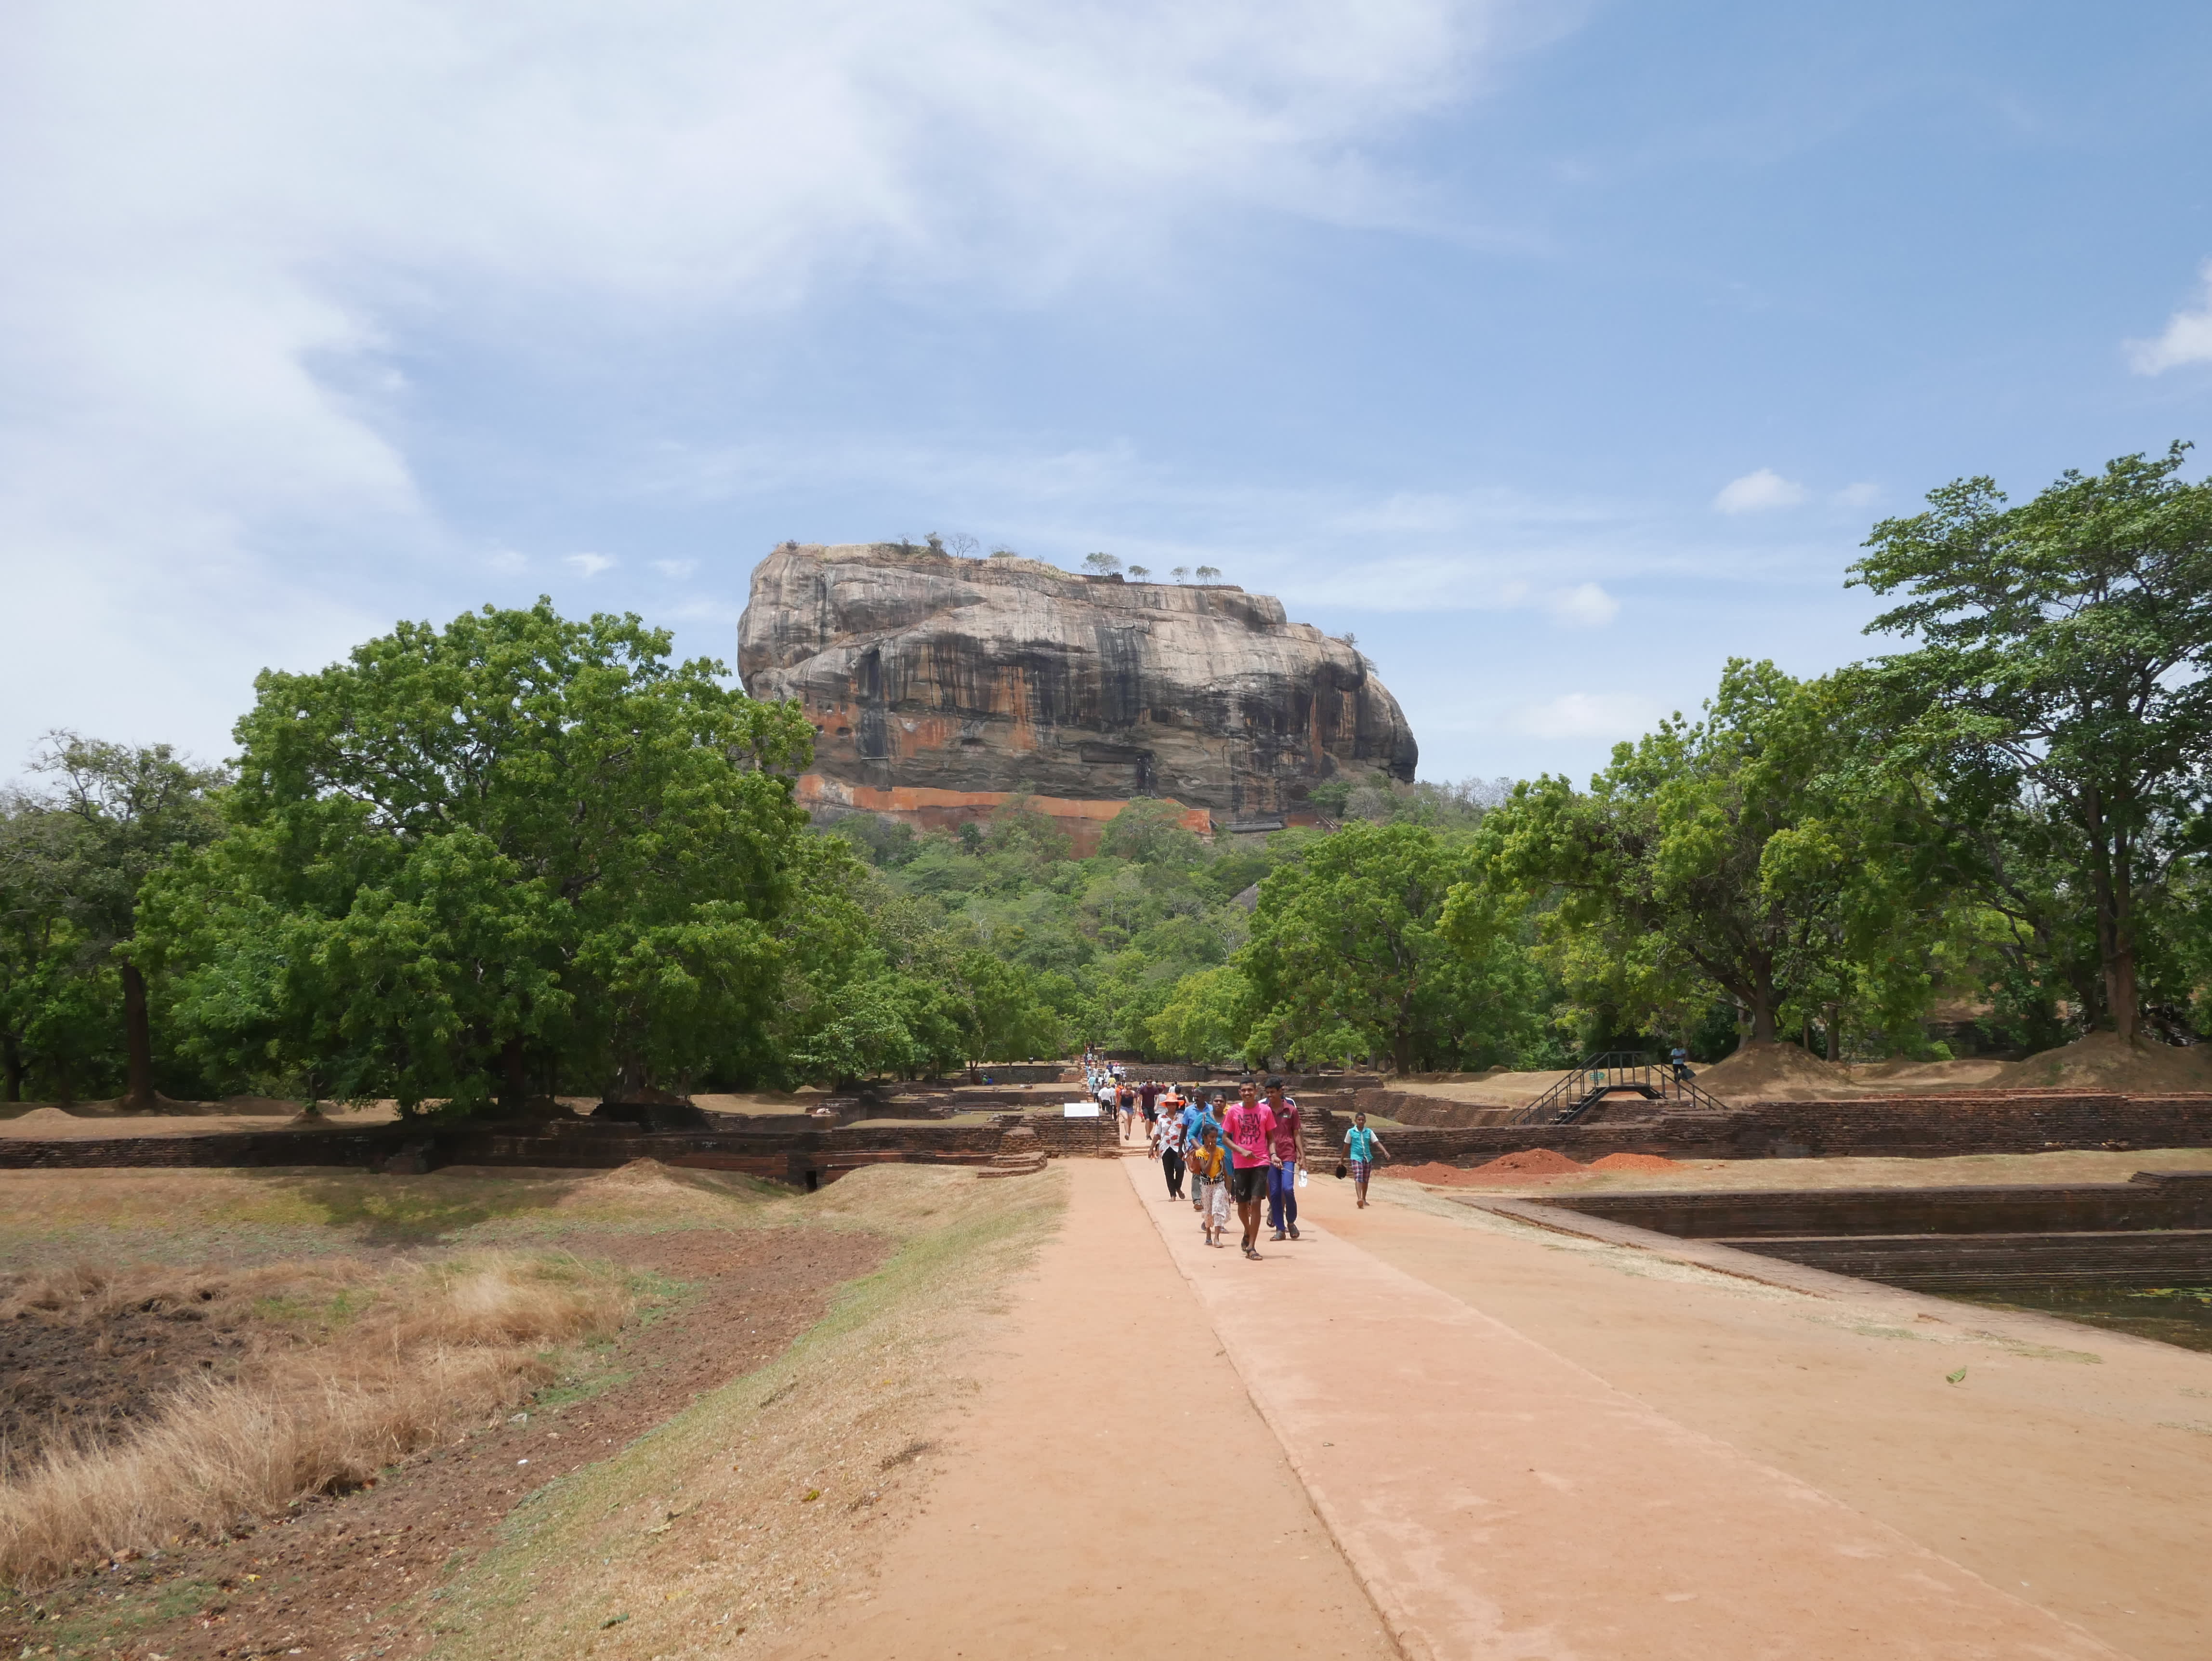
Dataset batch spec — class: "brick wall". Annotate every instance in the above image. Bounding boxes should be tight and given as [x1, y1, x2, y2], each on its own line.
[1304, 1091, 2212, 1165]
[0, 1114, 1122, 1186]
[1543, 1172, 2212, 1293]
[1550, 1171, 2212, 1238]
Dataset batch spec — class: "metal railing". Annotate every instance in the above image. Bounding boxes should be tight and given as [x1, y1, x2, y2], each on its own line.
[1506, 1050, 1728, 1126]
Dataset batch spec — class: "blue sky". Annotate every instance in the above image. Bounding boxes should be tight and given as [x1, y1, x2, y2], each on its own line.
[6, 0, 2212, 786]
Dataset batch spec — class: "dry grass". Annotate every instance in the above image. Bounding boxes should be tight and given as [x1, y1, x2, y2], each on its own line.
[431, 1163, 1068, 1660]
[0, 1252, 631, 1585]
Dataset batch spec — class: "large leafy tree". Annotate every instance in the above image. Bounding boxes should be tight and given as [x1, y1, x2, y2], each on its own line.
[1242, 821, 1541, 1071]
[1468, 661, 1940, 1047]
[0, 791, 87, 1101]
[144, 601, 816, 1112]
[1851, 444, 2212, 1040]
[21, 737, 225, 1107]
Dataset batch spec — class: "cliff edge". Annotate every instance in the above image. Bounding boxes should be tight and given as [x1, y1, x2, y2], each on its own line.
[737, 542, 1417, 818]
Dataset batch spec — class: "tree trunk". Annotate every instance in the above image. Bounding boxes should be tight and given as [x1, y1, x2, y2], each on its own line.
[120, 959, 156, 1110]
[500, 1036, 528, 1111]
[2105, 950, 2140, 1044]
[2084, 793, 2137, 1041]
[1747, 961, 1778, 1042]
[1825, 1004, 1841, 1063]
[2, 1036, 19, 1103]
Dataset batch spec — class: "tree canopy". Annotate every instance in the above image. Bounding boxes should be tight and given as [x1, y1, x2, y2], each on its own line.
[1852, 443, 2212, 1040]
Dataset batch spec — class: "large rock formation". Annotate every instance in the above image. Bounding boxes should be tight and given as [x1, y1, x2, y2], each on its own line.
[737, 542, 1417, 821]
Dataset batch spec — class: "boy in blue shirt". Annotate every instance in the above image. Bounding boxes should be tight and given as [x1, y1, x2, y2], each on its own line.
[1344, 1111, 1389, 1209]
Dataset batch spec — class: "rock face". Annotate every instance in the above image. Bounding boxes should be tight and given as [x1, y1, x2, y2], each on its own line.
[737, 542, 1417, 818]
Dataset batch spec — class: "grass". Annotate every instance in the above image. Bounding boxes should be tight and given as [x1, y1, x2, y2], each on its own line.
[0, 1252, 633, 1583]
[428, 1163, 1067, 1660]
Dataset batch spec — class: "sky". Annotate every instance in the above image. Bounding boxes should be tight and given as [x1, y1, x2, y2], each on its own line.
[6, 0, 2212, 788]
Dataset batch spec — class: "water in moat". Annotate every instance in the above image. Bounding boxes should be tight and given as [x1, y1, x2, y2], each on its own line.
[1942, 1285, 2212, 1353]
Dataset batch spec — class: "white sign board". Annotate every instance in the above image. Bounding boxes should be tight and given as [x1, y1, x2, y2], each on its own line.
[1062, 1102, 1102, 1118]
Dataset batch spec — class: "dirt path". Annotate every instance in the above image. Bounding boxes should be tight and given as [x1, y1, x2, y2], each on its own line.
[1330, 1181, 2212, 1661]
[1136, 1160, 2129, 1661]
[766, 1157, 1395, 1661]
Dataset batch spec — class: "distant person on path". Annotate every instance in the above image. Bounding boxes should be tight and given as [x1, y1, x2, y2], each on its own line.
[1096, 1076, 1116, 1119]
[1188, 1124, 1229, 1245]
[1221, 1081, 1277, 1260]
[1263, 1077, 1303, 1241]
[1344, 1111, 1388, 1208]
[1117, 1082, 1138, 1142]
[1670, 1045, 1692, 1083]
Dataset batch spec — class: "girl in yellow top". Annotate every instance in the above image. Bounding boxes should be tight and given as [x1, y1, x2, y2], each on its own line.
[1186, 1125, 1230, 1247]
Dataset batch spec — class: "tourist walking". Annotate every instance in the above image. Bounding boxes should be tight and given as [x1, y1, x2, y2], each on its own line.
[1263, 1077, 1303, 1240]
[1221, 1081, 1277, 1259]
[1344, 1111, 1388, 1208]
[1188, 1125, 1229, 1245]
[1157, 1097, 1186, 1199]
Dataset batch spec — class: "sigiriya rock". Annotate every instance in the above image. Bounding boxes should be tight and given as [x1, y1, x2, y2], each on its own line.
[737, 541, 1418, 834]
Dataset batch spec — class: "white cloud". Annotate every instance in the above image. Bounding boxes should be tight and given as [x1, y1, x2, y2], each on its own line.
[652, 558, 699, 579]
[1505, 691, 1659, 741]
[0, 0, 1517, 771]
[2127, 261, 2212, 374]
[1832, 481, 1880, 509]
[1712, 468, 1806, 514]
[1545, 581, 1619, 626]
[487, 548, 529, 575]
[565, 553, 616, 578]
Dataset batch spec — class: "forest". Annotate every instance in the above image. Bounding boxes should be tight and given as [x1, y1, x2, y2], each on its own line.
[3, 444, 2210, 1112]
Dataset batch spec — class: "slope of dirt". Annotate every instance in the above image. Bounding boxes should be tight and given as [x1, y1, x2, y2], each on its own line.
[1985, 1031, 2212, 1094]
[0, 1224, 887, 1660]
[1695, 1039, 1856, 1100]
[1846, 1057, 2010, 1090]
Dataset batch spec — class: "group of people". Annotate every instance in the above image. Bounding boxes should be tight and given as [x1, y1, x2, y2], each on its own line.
[1128, 1077, 1391, 1256]
[1083, 1053, 1394, 1252]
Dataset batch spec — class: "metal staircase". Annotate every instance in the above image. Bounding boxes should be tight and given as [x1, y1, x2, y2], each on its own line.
[1507, 1050, 1728, 1126]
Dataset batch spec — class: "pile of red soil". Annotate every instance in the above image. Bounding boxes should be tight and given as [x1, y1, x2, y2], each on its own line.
[1587, 1152, 1681, 1172]
[1480, 1147, 1589, 1174]
[1379, 1160, 1476, 1185]
[1387, 1148, 1591, 1186]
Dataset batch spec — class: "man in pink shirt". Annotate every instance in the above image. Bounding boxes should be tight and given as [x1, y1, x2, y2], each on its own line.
[1219, 1080, 1277, 1260]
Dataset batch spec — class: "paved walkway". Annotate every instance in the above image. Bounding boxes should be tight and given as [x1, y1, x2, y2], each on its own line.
[1128, 1158, 2123, 1661]
[767, 1158, 1394, 1660]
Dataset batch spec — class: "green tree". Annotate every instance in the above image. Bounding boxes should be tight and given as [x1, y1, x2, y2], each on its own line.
[1099, 798, 1204, 865]
[1148, 964, 1252, 1062]
[144, 601, 816, 1113]
[0, 791, 111, 1101]
[1241, 821, 1533, 1072]
[1851, 443, 2212, 1040]
[1468, 662, 1938, 1048]
[26, 735, 224, 1107]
